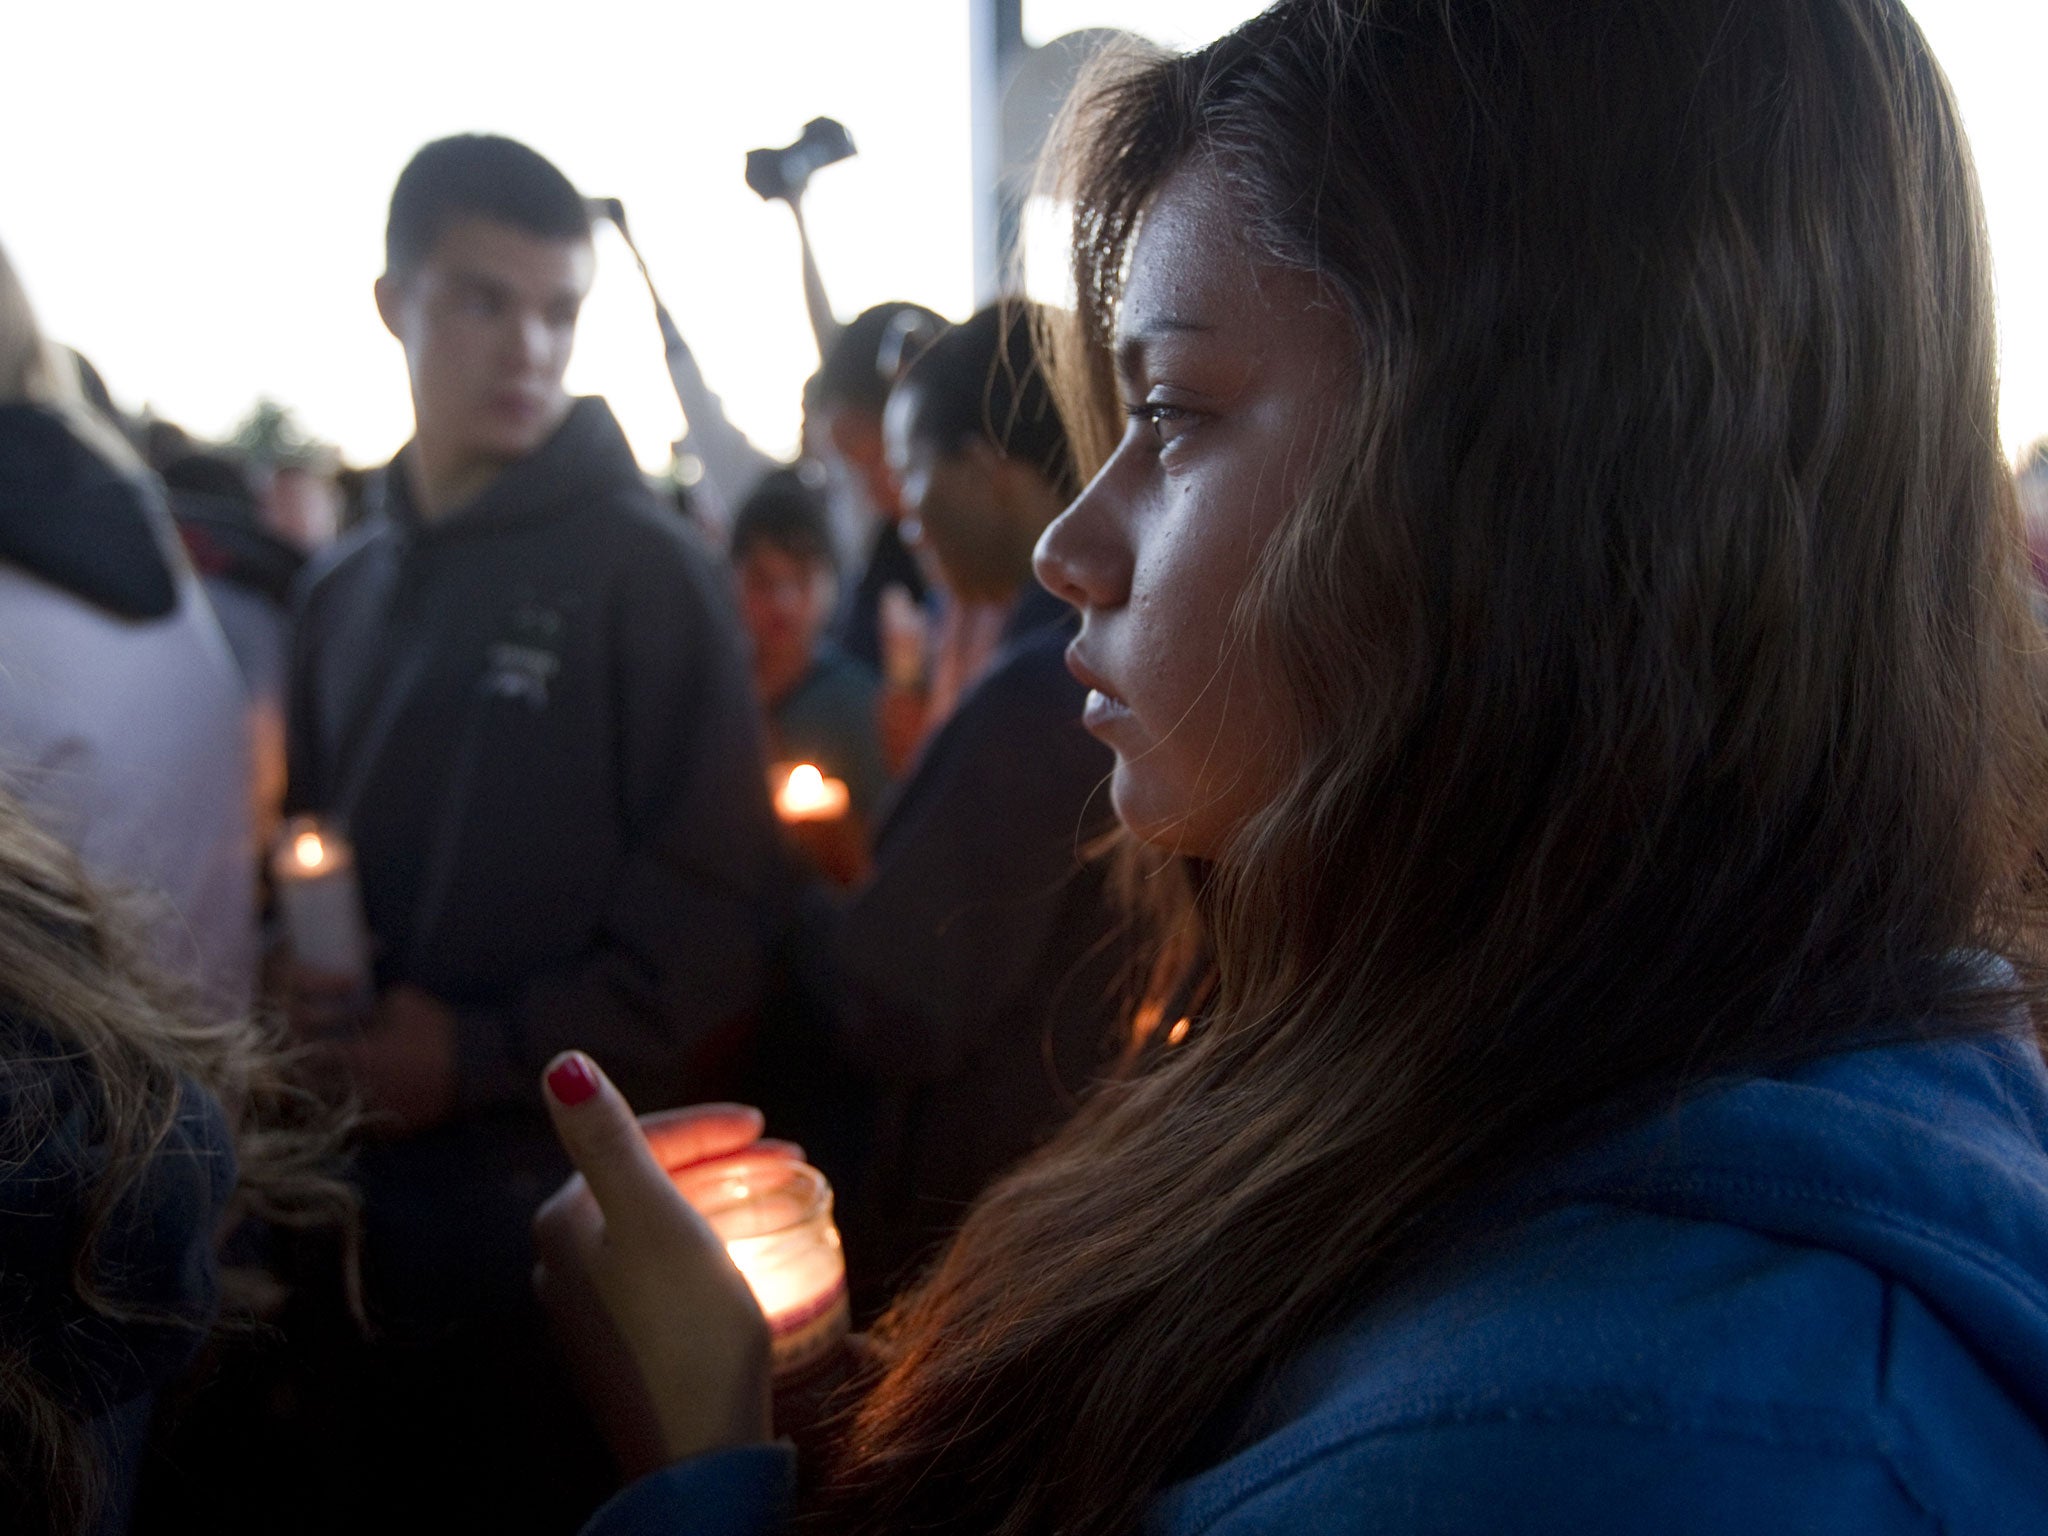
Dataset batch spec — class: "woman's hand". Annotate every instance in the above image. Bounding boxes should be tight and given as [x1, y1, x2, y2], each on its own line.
[534, 1053, 776, 1471]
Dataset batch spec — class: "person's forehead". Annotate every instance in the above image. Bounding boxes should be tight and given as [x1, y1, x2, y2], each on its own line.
[1119, 165, 1249, 330]
[1117, 162, 1349, 372]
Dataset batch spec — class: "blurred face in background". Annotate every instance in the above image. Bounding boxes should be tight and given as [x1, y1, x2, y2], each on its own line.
[820, 404, 904, 523]
[375, 215, 593, 473]
[883, 388, 1042, 607]
[735, 540, 838, 695]
[261, 465, 342, 552]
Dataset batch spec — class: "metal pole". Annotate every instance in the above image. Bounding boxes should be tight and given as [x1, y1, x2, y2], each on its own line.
[970, 0, 1027, 305]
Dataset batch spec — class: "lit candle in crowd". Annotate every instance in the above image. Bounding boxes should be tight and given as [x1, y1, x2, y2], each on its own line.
[669, 1153, 850, 1377]
[773, 762, 851, 824]
[271, 816, 370, 984]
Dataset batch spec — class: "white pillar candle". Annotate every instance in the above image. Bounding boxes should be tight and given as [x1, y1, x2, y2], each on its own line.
[773, 762, 851, 824]
[271, 816, 370, 983]
[669, 1154, 850, 1377]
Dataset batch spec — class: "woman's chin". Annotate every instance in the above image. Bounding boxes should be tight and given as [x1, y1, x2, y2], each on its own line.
[1110, 771, 1214, 862]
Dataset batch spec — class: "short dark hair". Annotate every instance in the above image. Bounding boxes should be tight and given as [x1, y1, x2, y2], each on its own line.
[895, 302, 1076, 500]
[816, 302, 946, 418]
[730, 468, 836, 573]
[385, 134, 592, 275]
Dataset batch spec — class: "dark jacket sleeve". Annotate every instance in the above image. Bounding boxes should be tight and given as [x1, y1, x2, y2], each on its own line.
[832, 641, 1110, 1083]
[454, 528, 788, 1113]
[282, 564, 329, 816]
[283, 532, 374, 819]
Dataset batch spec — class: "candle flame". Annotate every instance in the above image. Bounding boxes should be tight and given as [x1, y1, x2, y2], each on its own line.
[293, 831, 326, 870]
[1166, 1016, 1192, 1046]
[777, 763, 848, 819]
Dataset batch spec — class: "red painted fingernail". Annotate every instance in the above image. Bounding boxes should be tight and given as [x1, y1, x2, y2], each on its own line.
[547, 1054, 599, 1107]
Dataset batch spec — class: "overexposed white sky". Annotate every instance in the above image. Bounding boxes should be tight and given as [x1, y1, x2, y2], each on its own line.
[4, 1, 2044, 471]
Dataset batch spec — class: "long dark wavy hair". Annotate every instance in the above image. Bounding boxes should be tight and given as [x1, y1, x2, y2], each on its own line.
[808, 1, 2048, 1530]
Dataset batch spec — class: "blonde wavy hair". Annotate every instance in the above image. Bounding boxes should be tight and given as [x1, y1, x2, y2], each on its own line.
[0, 792, 360, 1533]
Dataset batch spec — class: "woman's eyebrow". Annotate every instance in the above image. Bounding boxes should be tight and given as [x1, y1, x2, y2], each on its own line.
[1114, 316, 1215, 376]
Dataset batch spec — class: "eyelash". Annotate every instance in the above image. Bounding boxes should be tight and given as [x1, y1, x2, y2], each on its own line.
[1124, 401, 1196, 445]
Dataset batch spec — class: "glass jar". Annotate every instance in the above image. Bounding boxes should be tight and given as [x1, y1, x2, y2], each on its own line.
[670, 1154, 850, 1377]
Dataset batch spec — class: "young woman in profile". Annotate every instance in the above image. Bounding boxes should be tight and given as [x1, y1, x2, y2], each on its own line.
[535, 1, 2048, 1530]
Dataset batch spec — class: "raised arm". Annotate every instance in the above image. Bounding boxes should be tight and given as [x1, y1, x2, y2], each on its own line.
[785, 194, 841, 364]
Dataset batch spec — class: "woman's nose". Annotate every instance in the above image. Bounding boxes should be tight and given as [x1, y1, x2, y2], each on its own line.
[1034, 459, 1133, 612]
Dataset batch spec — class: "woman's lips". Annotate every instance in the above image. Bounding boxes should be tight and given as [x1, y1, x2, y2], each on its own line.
[1083, 688, 1134, 730]
[1067, 645, 1133, 731]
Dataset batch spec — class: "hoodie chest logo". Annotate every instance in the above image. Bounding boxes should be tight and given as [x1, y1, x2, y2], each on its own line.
[479, 596, 575, 711]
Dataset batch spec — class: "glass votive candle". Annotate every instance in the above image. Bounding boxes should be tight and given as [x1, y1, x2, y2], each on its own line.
[670, 1154, 850, 1378]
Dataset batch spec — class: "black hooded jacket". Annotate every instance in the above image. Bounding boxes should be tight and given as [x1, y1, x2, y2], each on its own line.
[287, 398, 784, 1118]
[0, 405, 179, 618]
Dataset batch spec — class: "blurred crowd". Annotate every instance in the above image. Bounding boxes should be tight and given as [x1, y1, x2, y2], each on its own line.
[0, 130, 1137, 1534]
[11, 3, 2048, 1530]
